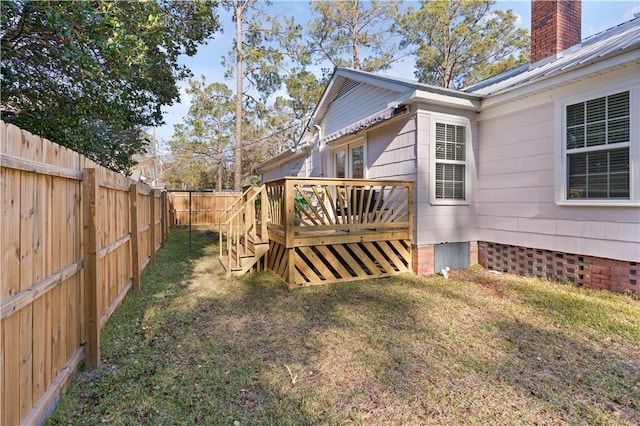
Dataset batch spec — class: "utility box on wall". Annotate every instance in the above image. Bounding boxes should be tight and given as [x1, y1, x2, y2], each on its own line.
[435, 242, 470, 272]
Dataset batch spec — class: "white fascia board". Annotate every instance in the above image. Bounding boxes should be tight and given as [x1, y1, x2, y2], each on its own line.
[389, 89, 416, 107]
[339, 68, 417, 92]
[409, 89, 481, 111]
[480, 50, 640, 110]
[310, 70, 342, 125]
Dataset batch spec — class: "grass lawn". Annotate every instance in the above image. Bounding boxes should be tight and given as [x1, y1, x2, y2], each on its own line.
[48, 228, 640, 425]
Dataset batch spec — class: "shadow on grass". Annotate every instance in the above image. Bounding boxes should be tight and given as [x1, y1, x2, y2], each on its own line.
[491, 317, 640, 424]
[48, 233, 640, 425]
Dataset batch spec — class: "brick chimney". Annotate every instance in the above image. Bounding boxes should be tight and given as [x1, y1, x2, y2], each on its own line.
[531, 0, 582, 64]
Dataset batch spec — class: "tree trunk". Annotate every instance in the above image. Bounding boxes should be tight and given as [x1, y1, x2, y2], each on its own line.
[217, 122, 223, 192]
[351, 0, 360, 69]
[234, 3, 243, 192]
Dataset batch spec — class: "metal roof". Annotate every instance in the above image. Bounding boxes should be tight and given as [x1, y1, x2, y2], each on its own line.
[465, 16, 640, 96]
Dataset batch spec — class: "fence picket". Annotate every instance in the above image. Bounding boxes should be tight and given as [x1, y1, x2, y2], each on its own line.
[0, 122, 168, 425]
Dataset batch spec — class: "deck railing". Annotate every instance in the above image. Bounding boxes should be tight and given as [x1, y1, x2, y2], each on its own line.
[218, 185, 268, 273]
[264, 177, 413, 287]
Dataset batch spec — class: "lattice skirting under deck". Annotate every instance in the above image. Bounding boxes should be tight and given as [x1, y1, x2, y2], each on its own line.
[479, 241, 638, 295]
[267, 239, 412, 288]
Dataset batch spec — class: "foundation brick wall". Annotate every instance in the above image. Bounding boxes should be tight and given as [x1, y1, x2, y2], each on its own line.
[478, 241, 638, 295]
[412, 244, 434, 276]
[469, 241, 478, 265]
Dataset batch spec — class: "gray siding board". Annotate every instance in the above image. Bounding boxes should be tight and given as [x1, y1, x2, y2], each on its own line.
[414, 112, 479, 247]
[323, 84, 402, 135]
[367, 116, 416, 180]
[475, 90, 640, 262]
[261, 156, 307, 182]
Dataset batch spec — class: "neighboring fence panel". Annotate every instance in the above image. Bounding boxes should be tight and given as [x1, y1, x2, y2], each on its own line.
[0, 121, 167, 426]
[169, 191, 240, 227]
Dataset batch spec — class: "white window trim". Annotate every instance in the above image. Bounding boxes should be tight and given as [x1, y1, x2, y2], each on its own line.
[330, 135, 367, 178]
[429, 114, 471, 205]
[555, 83, 639, 207]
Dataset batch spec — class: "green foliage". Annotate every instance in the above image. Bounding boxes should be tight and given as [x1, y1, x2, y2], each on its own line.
[396, 0, 529, 89]
[167, 77, 234, 190]
[258, 70, 324, 159]
[1, 0, 220, 172]
[221, 0, 306, 190]
[308, 0, 402, 73]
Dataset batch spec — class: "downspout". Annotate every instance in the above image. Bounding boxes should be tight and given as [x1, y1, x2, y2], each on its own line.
[314, 125, 323, 177]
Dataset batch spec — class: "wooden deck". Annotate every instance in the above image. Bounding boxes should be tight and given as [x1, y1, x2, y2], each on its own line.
[264, 177, 413, 288]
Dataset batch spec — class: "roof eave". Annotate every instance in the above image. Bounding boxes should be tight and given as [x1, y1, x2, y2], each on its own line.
[311, 67, 418, 125]
[408, 89, 481, 111]
[479, 48, 640, 110]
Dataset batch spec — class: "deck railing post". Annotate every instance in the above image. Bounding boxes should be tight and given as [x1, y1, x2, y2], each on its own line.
[284, 179, 296, 285]
[260, 185, 268, 240]
[407, 181, 414, 272]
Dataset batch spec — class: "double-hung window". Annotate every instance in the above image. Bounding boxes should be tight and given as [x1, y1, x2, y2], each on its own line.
[430, 116, 470, 205]
[559, 86, 640, 206]
[565, 91, 631, 200]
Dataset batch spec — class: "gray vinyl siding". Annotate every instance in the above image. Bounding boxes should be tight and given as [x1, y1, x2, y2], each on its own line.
[322, 84, 403, 135]
[366, 116, 416, 180]
[261, 156, 308, 182]
[414, 111, 479, 247]
[308, 147, 325, 177]
[475, 100, 640, 262]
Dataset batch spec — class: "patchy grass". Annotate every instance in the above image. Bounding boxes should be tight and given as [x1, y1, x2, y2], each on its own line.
[48, 229, 640, 425]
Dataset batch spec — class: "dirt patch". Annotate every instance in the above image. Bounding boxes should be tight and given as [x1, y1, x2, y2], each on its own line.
[451, 268, 508, 298]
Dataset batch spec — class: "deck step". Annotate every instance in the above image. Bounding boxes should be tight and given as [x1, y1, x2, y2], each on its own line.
[220, 242, 269, 275]
[230, 235, 268, 258]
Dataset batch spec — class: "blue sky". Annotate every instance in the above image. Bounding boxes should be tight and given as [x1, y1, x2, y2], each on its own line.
[154, 0, 640, 145]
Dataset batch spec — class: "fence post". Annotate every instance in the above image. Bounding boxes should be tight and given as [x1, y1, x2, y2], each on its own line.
[129, 183, 140, 290]
[160, 191, 166, 246]
[150, 189, 156, 263]
[82, 168, 100, 369]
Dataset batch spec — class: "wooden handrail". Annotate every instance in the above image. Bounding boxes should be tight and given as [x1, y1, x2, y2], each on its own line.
[264, 178, 413, 240]
[218, 187, 251, 226]
[219, 185, 267, 273]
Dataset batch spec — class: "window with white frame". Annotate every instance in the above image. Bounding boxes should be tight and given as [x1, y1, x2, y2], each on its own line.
[431, 117, 470, 204]
[333, 140, 364, 178]
[565, 91, 630, 200]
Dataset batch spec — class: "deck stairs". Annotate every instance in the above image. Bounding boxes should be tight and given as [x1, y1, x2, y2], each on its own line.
[218, 185, 269, 275]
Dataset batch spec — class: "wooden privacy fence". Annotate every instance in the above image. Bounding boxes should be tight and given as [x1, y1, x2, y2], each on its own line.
[1, 121, 168, 426]
[168, 191, 240, 227]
